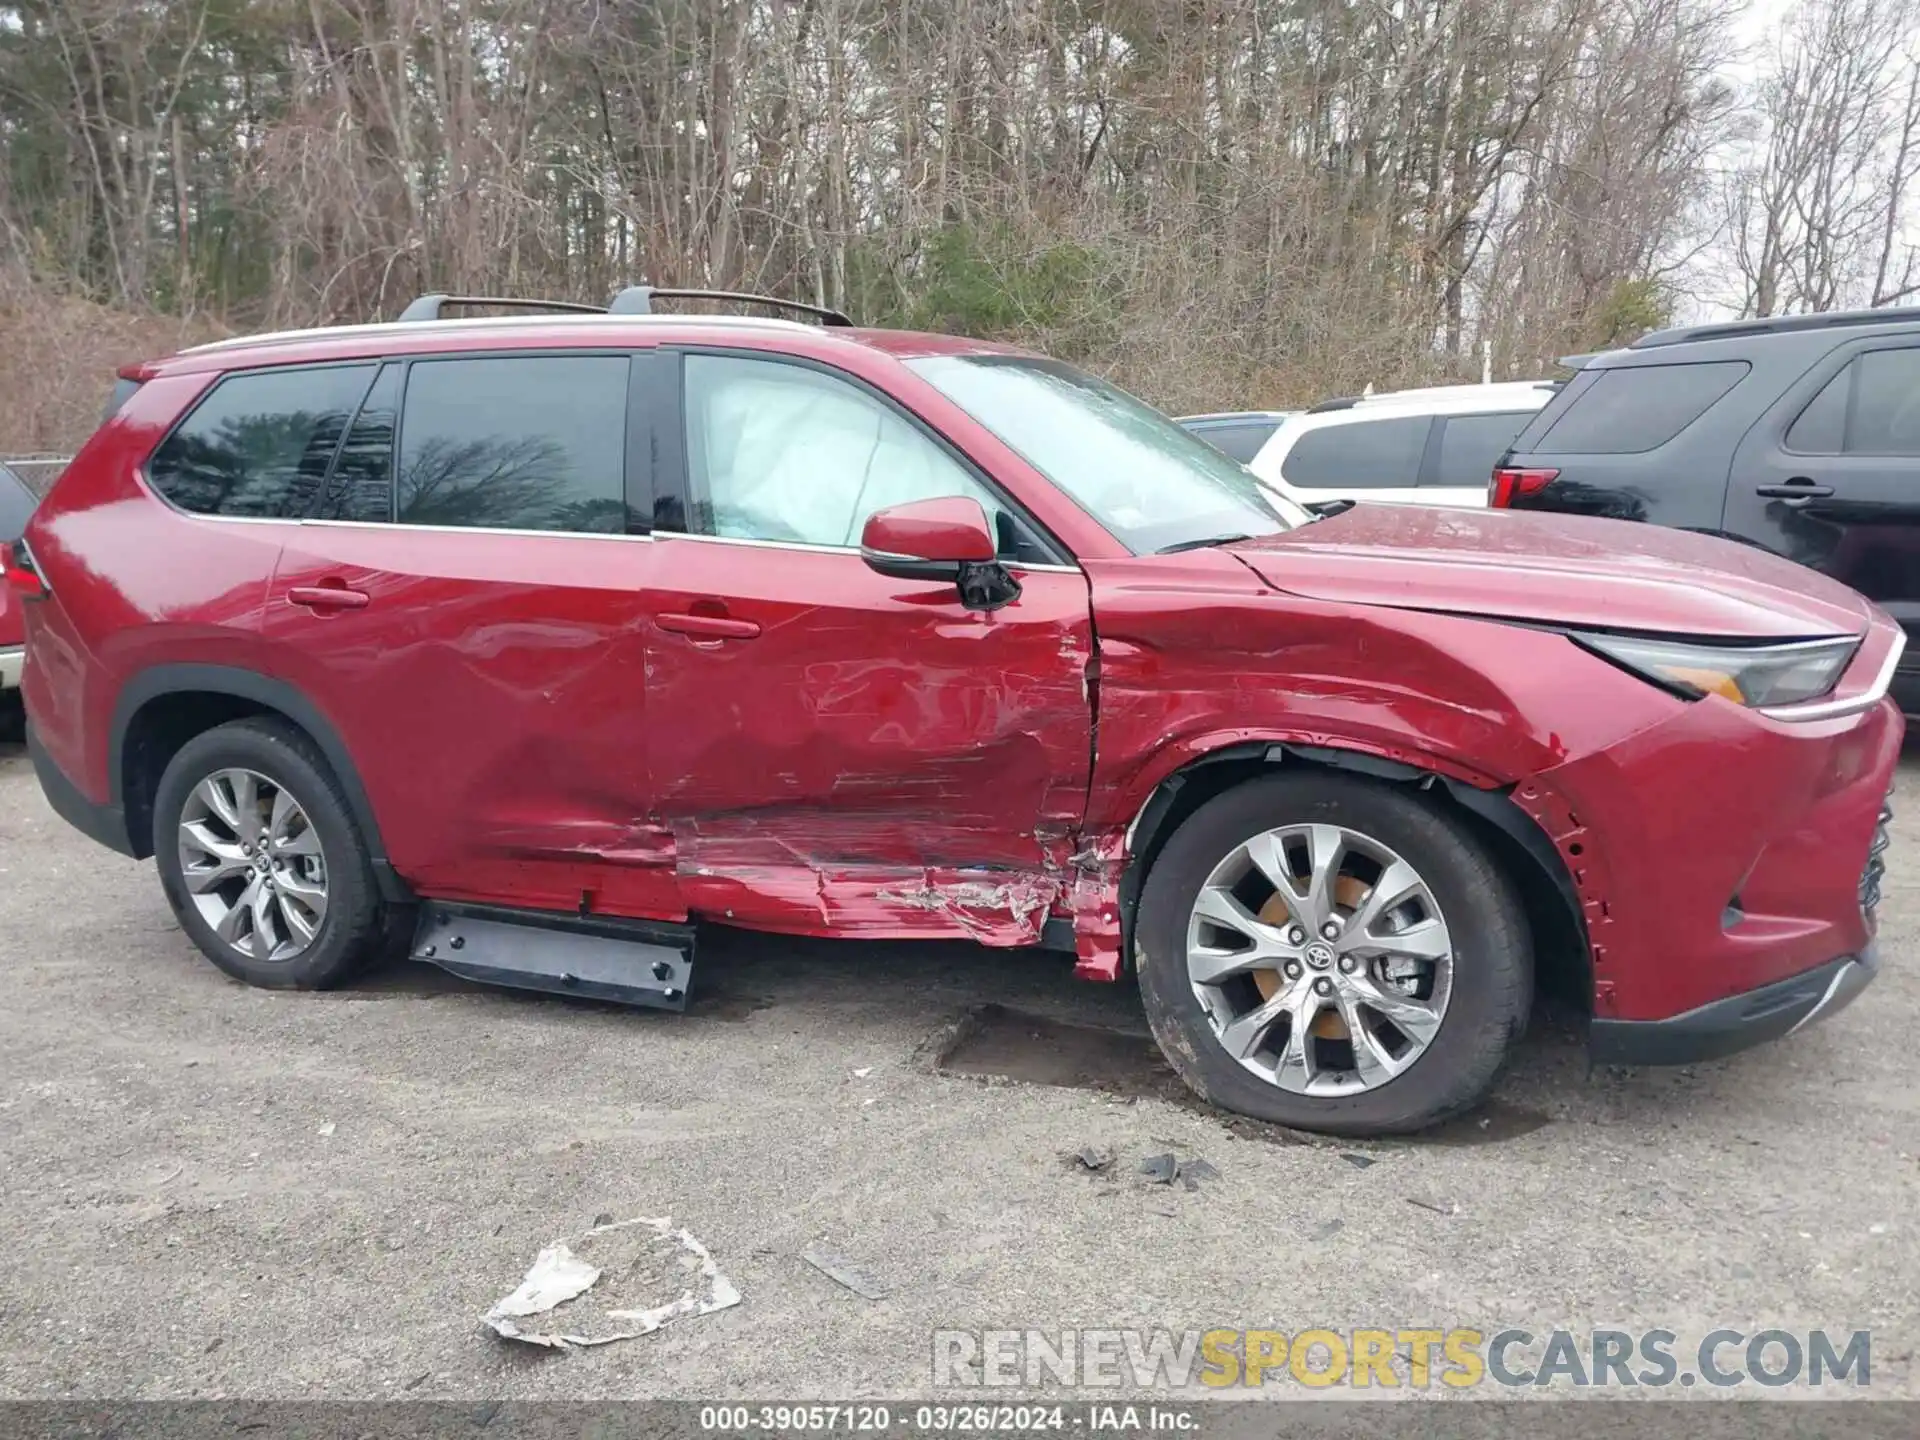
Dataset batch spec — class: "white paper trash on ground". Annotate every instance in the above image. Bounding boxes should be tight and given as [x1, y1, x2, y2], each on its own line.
[484, 1215, 742, 1349]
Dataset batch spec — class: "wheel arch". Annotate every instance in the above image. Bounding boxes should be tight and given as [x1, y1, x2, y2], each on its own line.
[1119, 740, 1593, 1014]
[109, 664, 409, 901]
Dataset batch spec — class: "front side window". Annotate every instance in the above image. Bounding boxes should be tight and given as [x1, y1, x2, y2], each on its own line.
[1850, 348, 1920, 454]
[907, 355, 1304, 554]
[682, 354, 1010, 550]
[147, 364, 374, 518]
[395, 356, 631, 533]
[1538, 361, 1748, 454]
[1788, 348, 1920, 456]
[1281, 416, 1430, 490]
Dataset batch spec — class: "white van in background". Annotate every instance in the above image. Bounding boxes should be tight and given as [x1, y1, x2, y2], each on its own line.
[1247, 381, 1559, 510]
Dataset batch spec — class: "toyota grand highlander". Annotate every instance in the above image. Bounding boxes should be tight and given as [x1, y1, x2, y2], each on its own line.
[5, 287, 1900, 1136]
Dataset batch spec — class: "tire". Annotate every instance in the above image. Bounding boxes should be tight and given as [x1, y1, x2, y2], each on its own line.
[1135, 771, 1532, 1137]
[152, 717, 385, 991]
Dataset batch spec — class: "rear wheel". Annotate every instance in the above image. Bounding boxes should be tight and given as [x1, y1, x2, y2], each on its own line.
[1135, 772, 1531, 1136]
[153, 718, 384, 990]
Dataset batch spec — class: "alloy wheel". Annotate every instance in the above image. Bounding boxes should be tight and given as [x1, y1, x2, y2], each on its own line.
[1185, 822, 1453, 1096]
[177, 767, 329, 963]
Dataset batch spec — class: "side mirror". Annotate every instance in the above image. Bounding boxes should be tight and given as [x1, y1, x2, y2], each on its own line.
[859, 497, 997, 580]
[859, 497, 1021, 611]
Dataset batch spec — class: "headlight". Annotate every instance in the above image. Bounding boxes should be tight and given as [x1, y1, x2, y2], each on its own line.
[1572, 632, 1858, 708]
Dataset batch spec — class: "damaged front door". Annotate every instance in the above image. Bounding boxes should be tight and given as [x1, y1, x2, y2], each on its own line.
[644, 351, 1094, 945]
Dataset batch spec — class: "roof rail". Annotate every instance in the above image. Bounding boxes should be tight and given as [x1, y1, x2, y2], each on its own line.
[1306, 396, 1361, 413]
[395, 286, 856, 327]
[1629, 306, 1920, 350]
[607, 285, 854, 327]
[395, 294, 606, 322]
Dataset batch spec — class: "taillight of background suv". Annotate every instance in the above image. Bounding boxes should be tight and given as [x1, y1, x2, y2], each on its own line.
[1488, 465, 1559, 507]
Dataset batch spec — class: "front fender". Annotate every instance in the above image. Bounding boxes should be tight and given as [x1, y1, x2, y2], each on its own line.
[1083, 558, 1683, 832]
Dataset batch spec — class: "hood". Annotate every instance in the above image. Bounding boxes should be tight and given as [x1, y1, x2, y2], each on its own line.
[1229, 504, 1873, 639]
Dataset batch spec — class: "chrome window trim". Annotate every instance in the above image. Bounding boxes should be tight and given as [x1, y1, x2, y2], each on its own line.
[144, 509, 301, 528]
[660, 529, 1081, 572]
[126, 511, 653, 543]
[300, 518, 653, 543]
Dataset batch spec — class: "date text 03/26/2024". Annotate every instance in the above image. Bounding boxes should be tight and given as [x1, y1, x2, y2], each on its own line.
[698, 1406, 1192, 1433]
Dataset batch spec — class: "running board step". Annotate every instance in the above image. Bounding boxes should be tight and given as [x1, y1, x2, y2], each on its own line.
[410, 902, 695, 1011]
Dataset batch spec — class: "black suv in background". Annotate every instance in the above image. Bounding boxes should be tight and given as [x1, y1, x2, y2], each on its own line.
[1494, 308, 1920, 711]
[1175, 410, 1295, 463]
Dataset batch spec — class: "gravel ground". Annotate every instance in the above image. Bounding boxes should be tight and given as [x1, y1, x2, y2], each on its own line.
[0, 736, 1915, 1402]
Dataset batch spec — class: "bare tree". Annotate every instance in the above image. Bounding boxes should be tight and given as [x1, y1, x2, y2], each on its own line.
[0, 0, 1747, 443]
[1722, 0, 1920, 315]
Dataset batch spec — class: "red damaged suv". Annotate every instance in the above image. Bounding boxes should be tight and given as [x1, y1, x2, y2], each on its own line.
[6, 289, 1902, 1135]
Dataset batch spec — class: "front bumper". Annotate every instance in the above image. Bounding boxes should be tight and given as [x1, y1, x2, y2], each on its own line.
[1589, 946, 1879, 1065]
[1517, 681, 1901, 1028]
[0, 645, 21, 691]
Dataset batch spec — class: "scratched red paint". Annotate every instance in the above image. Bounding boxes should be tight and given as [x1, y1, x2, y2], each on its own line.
[16, 313, 1906, 1035]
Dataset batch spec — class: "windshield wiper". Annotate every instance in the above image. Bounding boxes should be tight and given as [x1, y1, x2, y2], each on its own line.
[1157, 533, 1251, 554]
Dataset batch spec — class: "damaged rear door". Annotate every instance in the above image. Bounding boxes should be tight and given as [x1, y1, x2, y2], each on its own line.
[643, 349, 1093, 944]
[262, 347, 674, 918]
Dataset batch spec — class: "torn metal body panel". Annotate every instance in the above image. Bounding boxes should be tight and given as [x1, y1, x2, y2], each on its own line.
[679, 855, 1063, 946]
[642, 536, 1095, 943]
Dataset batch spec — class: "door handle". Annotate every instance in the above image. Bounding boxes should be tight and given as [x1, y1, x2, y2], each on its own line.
[1755, 478, 1834, 500]
[657, 611, 761, 640]
[288, 584, 370, 611]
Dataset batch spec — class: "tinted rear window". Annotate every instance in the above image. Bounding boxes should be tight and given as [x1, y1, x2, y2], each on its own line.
[147, 364, 375, 517]
[1281, 416, 1430, 489]
[316, 365, 399, 522]
[1430, 411, 1534, 488]
[0, 464, 36, 542]
[1536, 361, 1748, 454]
[394, 355, 631, 533]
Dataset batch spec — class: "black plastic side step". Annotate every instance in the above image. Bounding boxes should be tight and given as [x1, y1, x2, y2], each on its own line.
[410, 902, 695, 1011]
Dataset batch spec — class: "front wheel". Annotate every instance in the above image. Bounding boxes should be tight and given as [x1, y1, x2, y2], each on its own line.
[1135, 772, 1532, 1136]
[153, 718, 385, 990]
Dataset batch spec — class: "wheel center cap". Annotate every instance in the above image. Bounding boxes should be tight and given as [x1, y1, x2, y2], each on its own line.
[1305, 941, 1335, 969]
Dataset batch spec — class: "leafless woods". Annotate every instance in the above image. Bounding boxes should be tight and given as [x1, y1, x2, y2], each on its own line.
[0, 0, 1915, 448]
